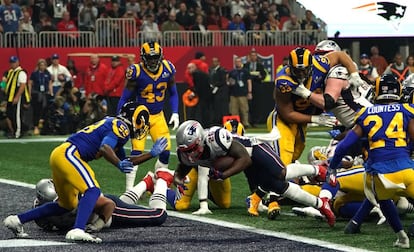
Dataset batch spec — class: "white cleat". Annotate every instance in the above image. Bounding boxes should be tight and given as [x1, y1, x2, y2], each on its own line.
[192, 208, 213, 215]
[394, 236, 410, 249]
[292, 206, 324, 220]
[65, 228, 102, 243]
[3, 215, 29, 238]
[258, 201, 268, 213]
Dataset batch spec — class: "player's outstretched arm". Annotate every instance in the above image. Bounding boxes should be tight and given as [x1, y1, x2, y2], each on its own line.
[129, 137, 168, 165]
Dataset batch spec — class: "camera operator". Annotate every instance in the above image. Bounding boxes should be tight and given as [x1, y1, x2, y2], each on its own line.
[80, 92, 107, 128]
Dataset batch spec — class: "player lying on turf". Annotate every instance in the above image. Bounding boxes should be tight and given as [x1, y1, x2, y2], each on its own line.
[172, 120, 336, 227]
[32, 178, 168, 232]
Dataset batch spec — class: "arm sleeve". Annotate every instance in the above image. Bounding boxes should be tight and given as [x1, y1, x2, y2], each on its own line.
[116, 88, 133, 114]
[101, 133, 118, 149]
[168, 84, 179, 113]
[329, 130, 360, 170]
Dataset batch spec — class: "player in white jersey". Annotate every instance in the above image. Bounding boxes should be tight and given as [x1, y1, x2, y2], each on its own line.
[293, 40, 373, 129]
[173, 120, 336, 226]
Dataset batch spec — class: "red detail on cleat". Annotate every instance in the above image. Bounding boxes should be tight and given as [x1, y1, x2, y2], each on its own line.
[156, 169, 174, 187]
[315, 164, 327, 182]
[319, 197, 336, 227]
[143, 172, 155, 193]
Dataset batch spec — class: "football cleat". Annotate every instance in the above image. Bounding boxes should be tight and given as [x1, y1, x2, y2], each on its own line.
[155, 168, 174, 187]
[344, 220, 361, 234]
[314, 164, 327, 182]
[292, 206, 324, 220]
[3, 215, 29, 238]
[267, 201, 281, 220]
[246, 193, 261, 217]
[65, 228, 102, 243]
[318, 197, 335, 227]
[394, 231, 410, 249]
[258, 200, 268, 213]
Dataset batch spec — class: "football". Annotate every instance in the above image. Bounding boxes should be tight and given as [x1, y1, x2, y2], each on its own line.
[213, 156, 235, 171]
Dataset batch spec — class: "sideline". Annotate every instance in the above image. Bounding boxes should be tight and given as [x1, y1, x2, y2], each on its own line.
[0, 178, 371, 252]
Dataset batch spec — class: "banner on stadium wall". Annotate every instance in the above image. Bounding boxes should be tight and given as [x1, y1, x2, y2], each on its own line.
[0, 46, 314, 83]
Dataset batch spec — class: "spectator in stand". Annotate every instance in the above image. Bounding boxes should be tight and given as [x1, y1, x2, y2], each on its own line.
[78, 0, 98, 32]
[47, 53, 72, 96]
[383, 52, 411, 82]
[184, 51, 209, 91]
[19, 10, 35, 33]
[156, 4, 169, 24]
[138, 0, 149, 19]
[126, 0, 140, 16]
[217, 0, 231, 20]
[262, 12, 280, 44]
[140, 13, 161, 42]
[166, 0, 178, 14]
[370, 46, 388, 75]
[107, 2, 124, 18]
[57, 11, 79, 43]
[51, 0, 68, 24]
[243, 8, 259, 31]
[0, 0, 22, 34]
[176, 2, 193, 30]
[161, 11, 182, 46]
[67, 0, 83, 23]
[228, 13, 246, 45]
[206, 5, 220, 27]
[257, 1, 270, 25]
[276, 0, 292, 18]
[406, 55, 414, 73]
[31, 0, 52, 25]
[282, 14, 300, 31]
[209, 57, 229, 125]
[35, 12, 57, 33]
[29, 58, 53, 135]
[230, 0, 246, 18]
[104, 56, 125, 116]
[122, 11, 142, 46]
[227, 57, 252, 128]
[191, 14, 211, 46]
[300, 10, 319, 44]
[358, 53, 379, 82]
[146, 1, 157, 16]
[269, 3, 280, 19]
[84, 54, 109, 97]
[243, 49, 266, 127]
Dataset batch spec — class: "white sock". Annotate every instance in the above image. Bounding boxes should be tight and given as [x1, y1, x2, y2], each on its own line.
[197, 166, 210, 202]
[149, 179, 168, 210]
[319, 189, 333, 200]
[282, 182, 321, 208]
[154, 159, 168, 170]
[285, 163, 318, 181]
[119, 180, 147, 204]
[125, 165, 138, 191]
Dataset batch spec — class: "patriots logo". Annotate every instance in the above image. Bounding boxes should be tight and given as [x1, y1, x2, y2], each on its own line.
[233, 53, 275, 81]
[353, 2, 407, 30]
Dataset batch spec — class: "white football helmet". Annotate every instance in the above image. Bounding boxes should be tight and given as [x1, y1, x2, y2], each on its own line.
[314, 40, 341, 55]
[176, 120, 205, 163]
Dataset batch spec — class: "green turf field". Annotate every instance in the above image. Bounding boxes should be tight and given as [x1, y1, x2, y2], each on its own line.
[0, 129, 412, 252]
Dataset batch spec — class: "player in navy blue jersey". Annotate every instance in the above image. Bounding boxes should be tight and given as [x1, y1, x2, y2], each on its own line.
[3, 102, 167, 243]
[328, 74, 414, 249]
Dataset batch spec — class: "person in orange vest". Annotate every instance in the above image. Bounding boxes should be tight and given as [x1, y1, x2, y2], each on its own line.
[383, 52, 411, 82]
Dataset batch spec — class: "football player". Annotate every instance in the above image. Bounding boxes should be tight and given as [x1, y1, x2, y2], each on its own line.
[3, 102, 167, 243]
[294, 40, 373, 129]
[173, 120, 336, 227]
[328, 74, 414, 249]
[32, 179, 167, 232]
[116, 41, 179, 192]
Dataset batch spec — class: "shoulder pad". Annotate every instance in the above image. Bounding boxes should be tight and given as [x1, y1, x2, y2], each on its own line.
[205, 127, 233, 155]
[276, 76, 296, 93]
[126, 64, 140, 80]
[327, 65, 349, 80]
[112, 119, 130, 139]
[162, 60, 176, 75]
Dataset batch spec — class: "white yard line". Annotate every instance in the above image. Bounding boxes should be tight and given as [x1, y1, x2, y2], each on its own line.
[0, 178, 371, 252]
[0, 239, 68, 248]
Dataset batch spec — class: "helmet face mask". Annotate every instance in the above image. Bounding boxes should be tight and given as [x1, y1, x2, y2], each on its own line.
[374, 74, 402, 103]
[289, 47, 313, 84]
[141, 42, 163, 73]
[176, 120, 205, 163]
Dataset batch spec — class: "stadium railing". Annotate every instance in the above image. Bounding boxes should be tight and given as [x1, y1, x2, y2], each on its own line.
[2, 28, 327, 48]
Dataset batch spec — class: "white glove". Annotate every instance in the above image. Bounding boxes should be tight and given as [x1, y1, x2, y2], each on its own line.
[311, 114, 338, 127]
[192, 208, 213, 215]
[349, 72, 367, 88]
[168, 113, 179, 130]
[292, 84, 312, 99]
